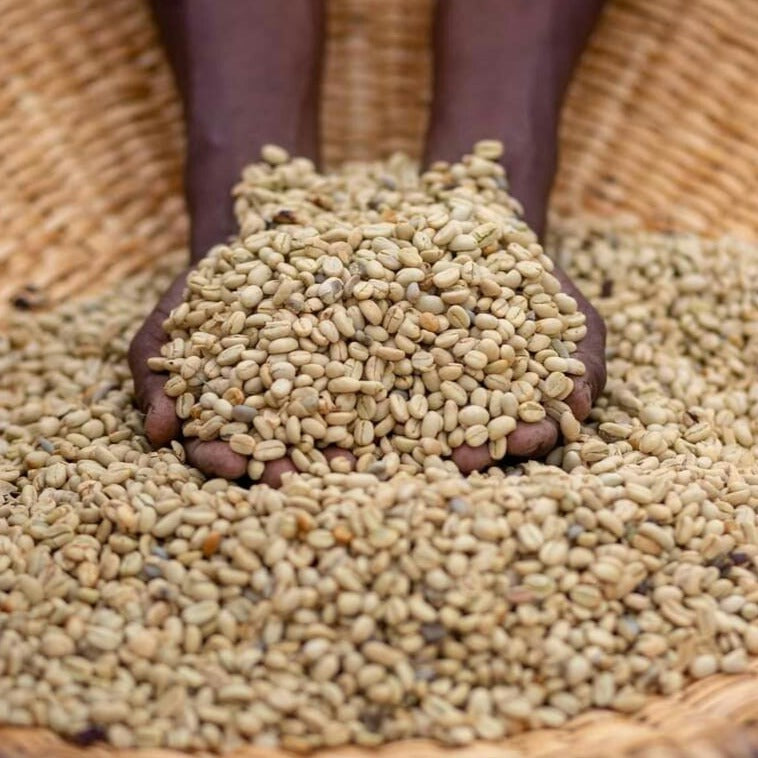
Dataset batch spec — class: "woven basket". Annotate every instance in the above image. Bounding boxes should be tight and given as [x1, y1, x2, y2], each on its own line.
[2, 1, 758, 756]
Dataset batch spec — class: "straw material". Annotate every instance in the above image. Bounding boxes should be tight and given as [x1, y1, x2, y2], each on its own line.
[2, 661, 758, 757]
[321, 0, 758, 240]
[2, 0, 758, 756]
[554, 0, 758, 239]
[4, 0, 758, 316]
[321, 0, 434, 167]
[0, 0, 186, 315]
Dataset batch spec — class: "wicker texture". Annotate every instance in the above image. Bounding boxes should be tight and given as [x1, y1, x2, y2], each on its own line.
[2, 0, 758, 756]
[0, 0, 186, 314]
[554, 0, 758, 239]
[3, 0, 758, 314]
[321, 0, 434, 168]
[1, 662, 758, 757]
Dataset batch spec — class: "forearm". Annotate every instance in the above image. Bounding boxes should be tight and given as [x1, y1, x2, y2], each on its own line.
[151, 0, 324, 260]
[426, 0, 605, 235]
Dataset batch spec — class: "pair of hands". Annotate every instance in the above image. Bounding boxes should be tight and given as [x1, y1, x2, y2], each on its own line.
[134, 0, 609, 486]
[128, 246, 606, 488]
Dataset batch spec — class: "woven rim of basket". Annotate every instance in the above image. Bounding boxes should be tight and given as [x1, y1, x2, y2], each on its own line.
[4, 0, 758, 316]
[1, 1, 758, 757]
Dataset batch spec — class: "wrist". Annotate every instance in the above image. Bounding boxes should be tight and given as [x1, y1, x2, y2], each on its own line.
[425, 59, 560, 236]
[425, 0, 605, 236]
[152, 0, 323, 261]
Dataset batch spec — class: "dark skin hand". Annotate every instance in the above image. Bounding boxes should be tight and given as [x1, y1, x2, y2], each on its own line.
[450, 268, 607, 472]
[129, 0, 353, 487]
[426, 0, 608, 473]
[129, 0, 607, 485]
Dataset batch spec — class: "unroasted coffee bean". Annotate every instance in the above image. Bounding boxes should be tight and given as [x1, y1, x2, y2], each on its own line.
[158, 143, 587, 477]
[1, 160, 757, 753]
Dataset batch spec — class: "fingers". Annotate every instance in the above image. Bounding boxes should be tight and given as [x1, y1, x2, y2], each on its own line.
[568, 307, 607, 418]
[563, 314, 606, 422]
[128, 312, 181, 447]
[128, 273, 189, 448]
[259, 449, 357, 489]
[450, 270, 603, 470]
[145, 393, 182, 448]
[129, 272, 252, 483]
[323, 447, 356, 468]
[260, 458, 298, 488]
[552, 264, 607, 421]
[184, 442, 358, 489]
[451, 418, 559, 474]
[451, 445, 493, 474]
[131, 272, 362, 487]
[185, 440, 248, 480]
[507, 418, 559, 459]
[564, 378, 594, 422]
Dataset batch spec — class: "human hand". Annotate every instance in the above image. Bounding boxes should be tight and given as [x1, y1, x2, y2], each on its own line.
[422, 0, 607, 475]
[128, 271, 247, 480]
[451, 266, 607, 473]
[128, 271, 355, 487]
[134, 0, 325, 486]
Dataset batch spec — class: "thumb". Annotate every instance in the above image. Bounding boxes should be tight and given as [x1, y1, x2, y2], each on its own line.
[552, 265, 607, 421]
[128, 273, 188, 447]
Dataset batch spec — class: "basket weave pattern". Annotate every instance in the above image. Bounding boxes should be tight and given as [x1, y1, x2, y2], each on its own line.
[0, 0, 185, 313]
[554, 0, 758, 239]
[1, 1, 758, 756]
